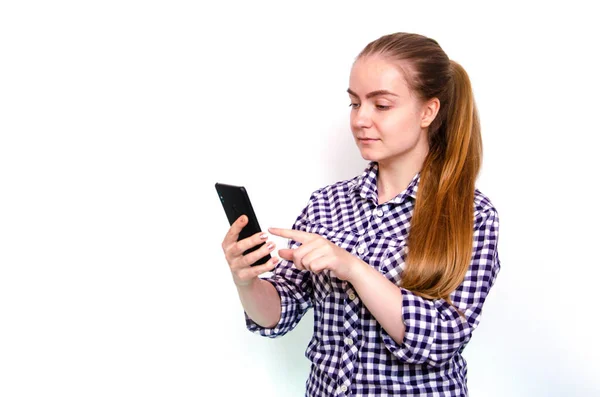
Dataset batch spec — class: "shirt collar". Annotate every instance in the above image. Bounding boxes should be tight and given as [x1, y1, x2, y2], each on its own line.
[350, 161, 420, 204]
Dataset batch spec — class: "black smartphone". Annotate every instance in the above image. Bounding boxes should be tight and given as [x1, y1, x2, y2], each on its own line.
[215, 182, 271, 267]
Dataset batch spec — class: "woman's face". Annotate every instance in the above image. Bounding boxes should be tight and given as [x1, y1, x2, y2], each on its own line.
[348, 55, 436, 165]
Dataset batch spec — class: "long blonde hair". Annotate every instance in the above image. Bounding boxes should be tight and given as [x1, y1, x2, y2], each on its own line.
[358, 33, 482, 304]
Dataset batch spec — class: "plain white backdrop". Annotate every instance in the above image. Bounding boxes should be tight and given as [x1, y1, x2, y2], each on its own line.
[1, 1, 599, 396]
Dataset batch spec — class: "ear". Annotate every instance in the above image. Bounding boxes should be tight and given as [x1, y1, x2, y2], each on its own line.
[420, 97, 440, 128]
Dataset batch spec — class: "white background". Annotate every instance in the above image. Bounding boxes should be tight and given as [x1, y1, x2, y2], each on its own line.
[1, 1, 599, 396]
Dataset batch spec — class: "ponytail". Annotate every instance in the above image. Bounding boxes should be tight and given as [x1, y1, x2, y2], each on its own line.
[401, 60, 481, 305]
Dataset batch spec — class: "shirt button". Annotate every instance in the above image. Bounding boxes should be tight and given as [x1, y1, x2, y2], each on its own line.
[357, 246, 365, 255]
[340, 385, 348, 392]
[376, 209, 384, 217]
[345, 338, 353, 346]
[348, 292, 356, 300]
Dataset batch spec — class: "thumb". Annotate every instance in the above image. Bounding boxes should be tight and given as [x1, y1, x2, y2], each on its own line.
[278, 249, 294, 261]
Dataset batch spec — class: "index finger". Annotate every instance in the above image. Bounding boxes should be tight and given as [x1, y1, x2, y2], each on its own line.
[268, 227, 314, 243]
[223, 215, 248, 246]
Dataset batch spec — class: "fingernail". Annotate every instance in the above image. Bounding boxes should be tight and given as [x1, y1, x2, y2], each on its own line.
[260, 233, 268, 240]
[267, 242, 275, 250]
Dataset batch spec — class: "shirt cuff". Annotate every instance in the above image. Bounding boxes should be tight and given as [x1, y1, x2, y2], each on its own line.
[381, 287, 436, 365]
[244, 276, 295, 338]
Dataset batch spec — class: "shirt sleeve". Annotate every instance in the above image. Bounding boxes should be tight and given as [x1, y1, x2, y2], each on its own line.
[244, 197, 316, 338]
[381, 205, 501, 367]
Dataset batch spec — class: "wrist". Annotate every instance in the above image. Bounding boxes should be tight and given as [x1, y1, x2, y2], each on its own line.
[234, 275, 260, 290]
[347, 257, 370, 284]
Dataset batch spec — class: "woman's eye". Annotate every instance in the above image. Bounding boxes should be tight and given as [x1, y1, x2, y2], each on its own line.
[375, 104, 391, 110]
[349, 103, 360, 109]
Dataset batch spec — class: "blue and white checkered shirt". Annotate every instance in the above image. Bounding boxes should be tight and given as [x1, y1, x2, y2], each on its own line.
[246, 161, 500, 396]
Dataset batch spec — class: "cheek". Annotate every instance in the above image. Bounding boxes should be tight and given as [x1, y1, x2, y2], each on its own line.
[380, 112, 417, 134]
[380, 113, 422, 142]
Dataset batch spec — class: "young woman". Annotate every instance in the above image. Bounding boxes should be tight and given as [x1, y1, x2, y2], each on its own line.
[221, 32, 500, 396]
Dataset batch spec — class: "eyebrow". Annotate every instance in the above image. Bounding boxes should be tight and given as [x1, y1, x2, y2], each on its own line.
[347, 88, 399, 99]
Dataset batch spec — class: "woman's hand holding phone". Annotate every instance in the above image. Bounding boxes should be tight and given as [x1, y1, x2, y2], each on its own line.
[222, 215, 280, 287]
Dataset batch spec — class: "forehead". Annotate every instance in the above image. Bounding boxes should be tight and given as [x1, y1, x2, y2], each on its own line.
[349, 56, 412, 98]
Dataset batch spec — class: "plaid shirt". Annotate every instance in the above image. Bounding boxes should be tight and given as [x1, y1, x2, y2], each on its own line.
[246, 162, 500, 396]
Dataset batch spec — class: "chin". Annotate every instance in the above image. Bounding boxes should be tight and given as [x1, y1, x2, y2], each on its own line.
[358, 149, 382, 162]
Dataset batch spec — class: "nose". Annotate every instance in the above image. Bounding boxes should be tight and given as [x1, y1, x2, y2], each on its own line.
[351, 106, 373, 129]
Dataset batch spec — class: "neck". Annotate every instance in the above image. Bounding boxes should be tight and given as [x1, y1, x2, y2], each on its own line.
[376, 135, 429, 204]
